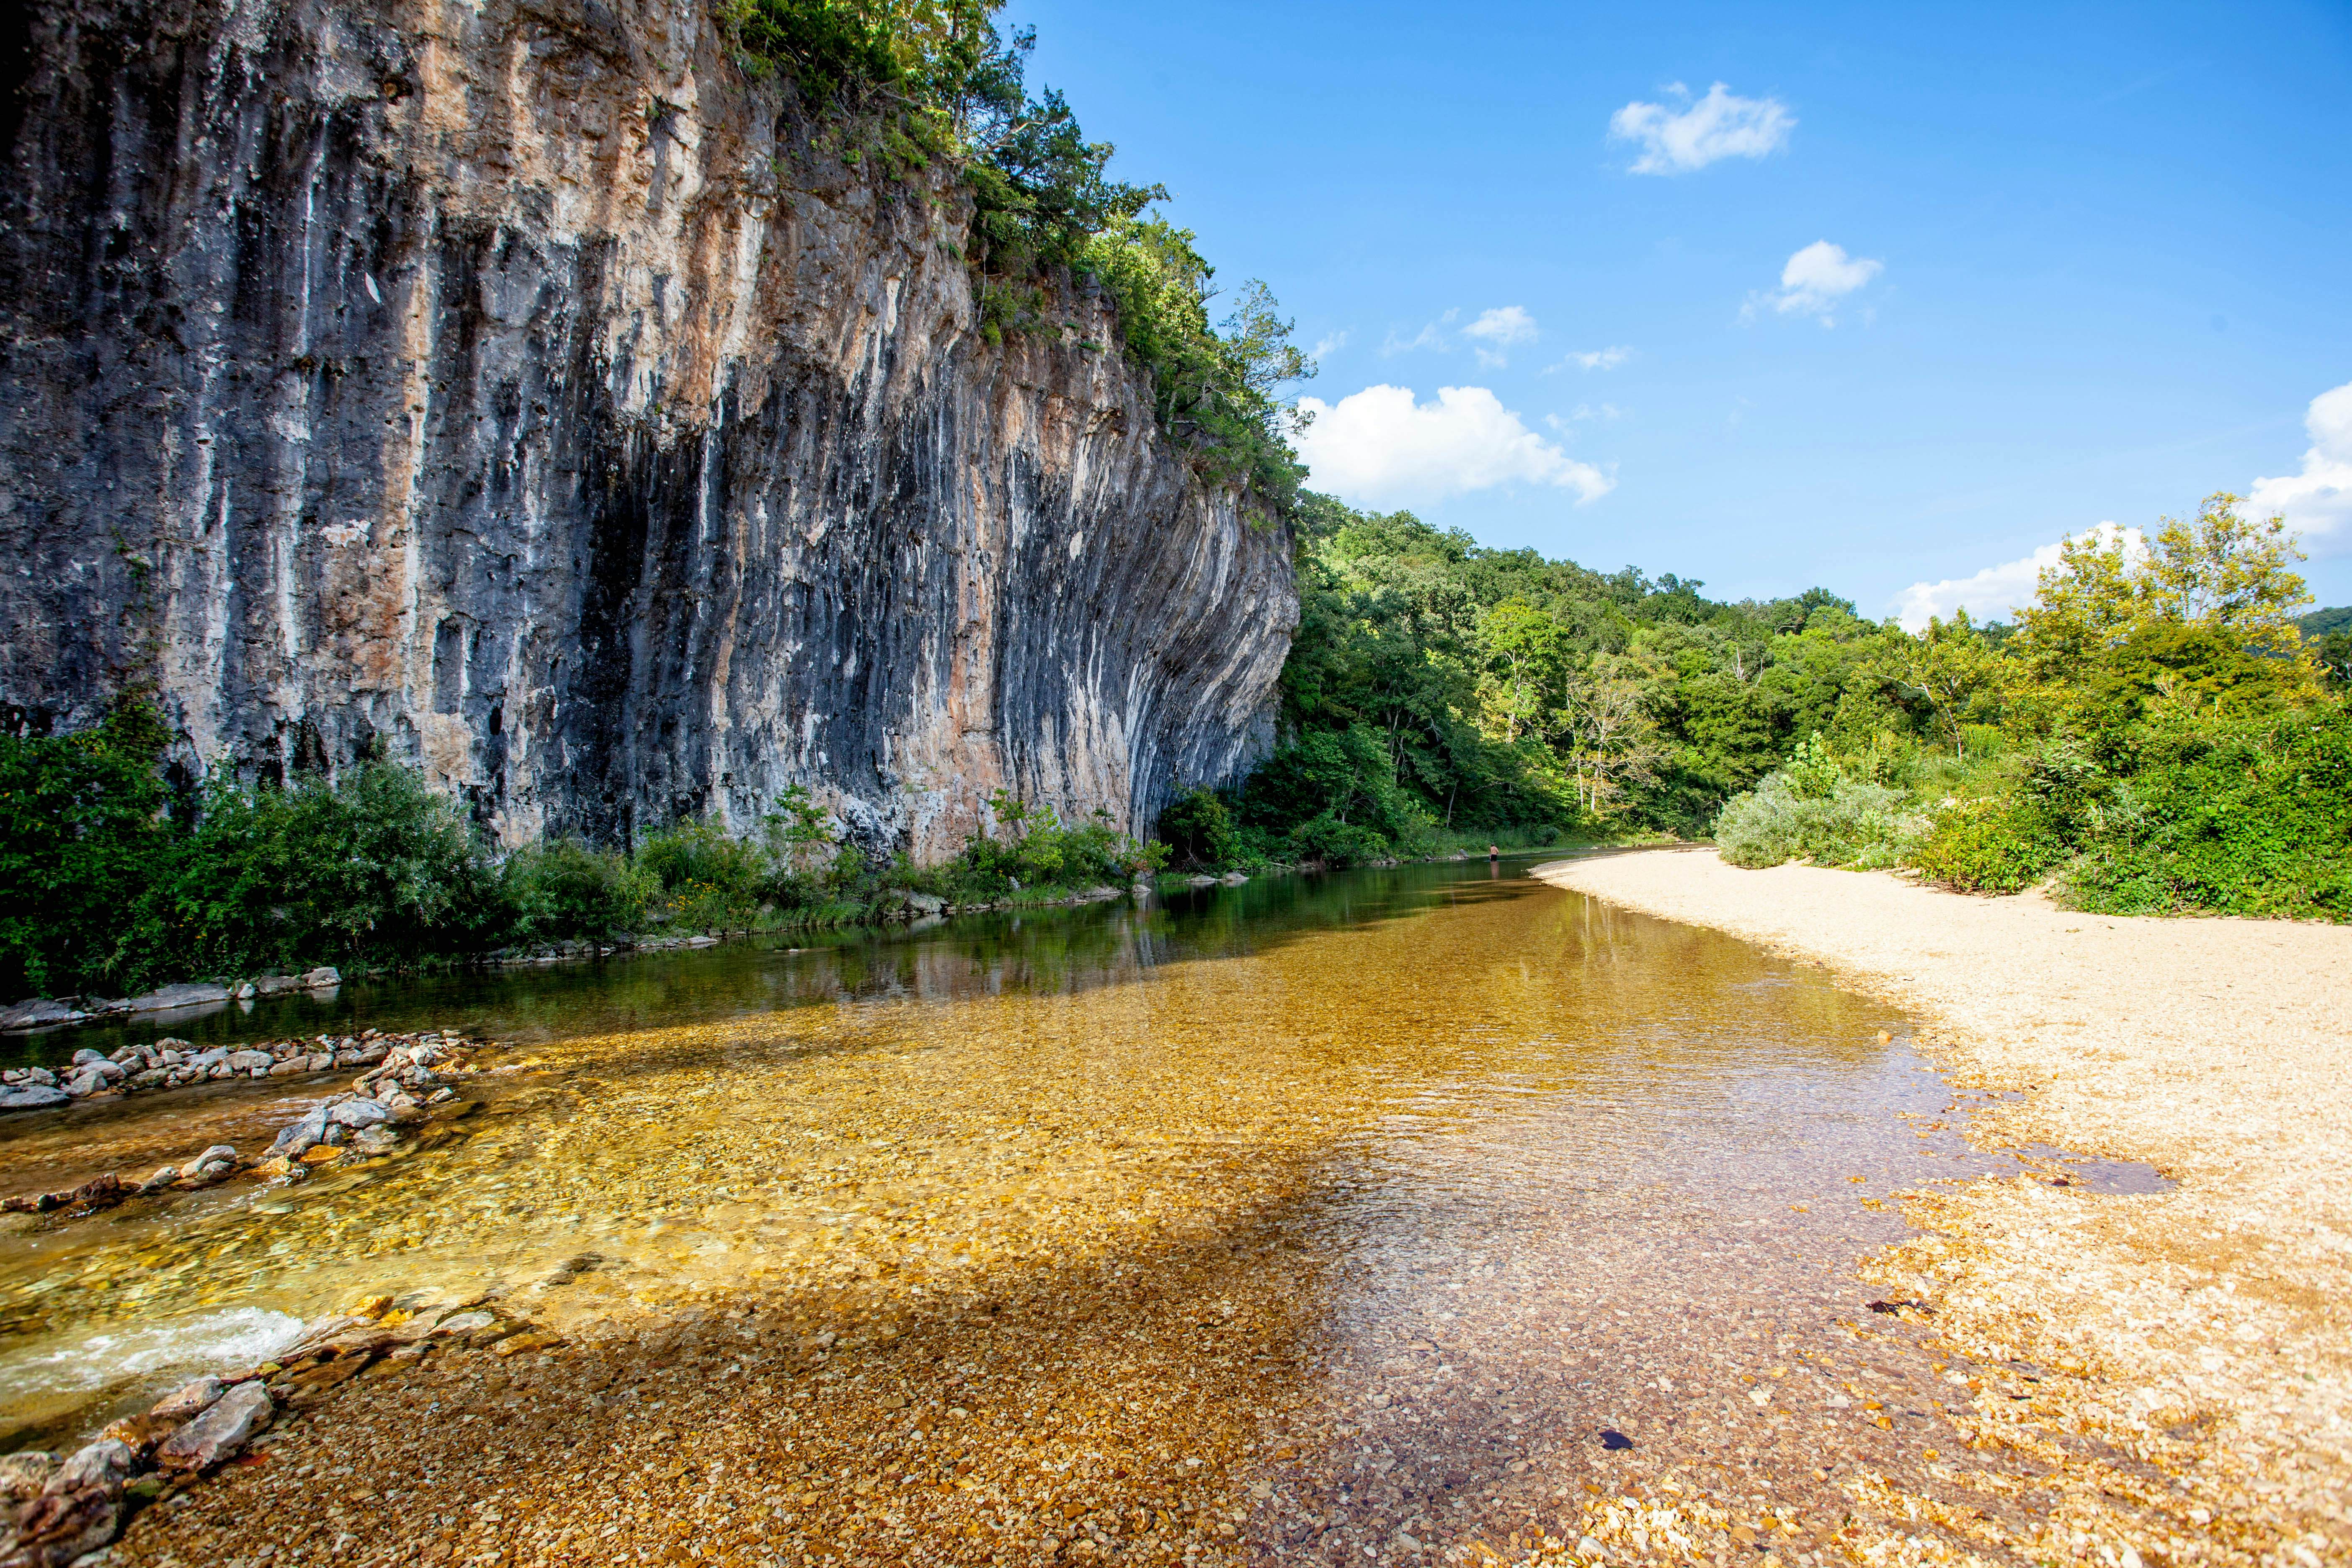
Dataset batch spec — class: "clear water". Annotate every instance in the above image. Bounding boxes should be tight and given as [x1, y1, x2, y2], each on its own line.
[0, 859, 2161, 1565]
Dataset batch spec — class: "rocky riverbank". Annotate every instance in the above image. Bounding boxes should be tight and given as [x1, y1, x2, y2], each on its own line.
[0, 1295, 553, 1568]
[1, 1032, 500, 1215]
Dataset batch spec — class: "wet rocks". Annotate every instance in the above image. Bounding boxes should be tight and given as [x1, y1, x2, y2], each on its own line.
[0, 1029, 487, 1121]
[154, 1383, 272, 1472]
[0, 1037, 482, 1214]
[147, 1378, 224, 1424]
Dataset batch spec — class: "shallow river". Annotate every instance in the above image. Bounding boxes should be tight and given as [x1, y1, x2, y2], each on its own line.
[0, 859, 2140, 1567]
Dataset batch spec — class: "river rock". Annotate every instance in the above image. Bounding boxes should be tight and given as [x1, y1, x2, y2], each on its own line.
[224, 1050, 273, 1073]
[45, 1440, 132, 1496]
[301, 967, 342, 990]
[69, 1049, 103, 1068]
[0, 1000, 86, 1032]
[0, 1085, 69, 1112]
[122, 983, 233, 1014]
[267, 1112, 329, 1158]
[0, 1453, 57, 1499]
[98, 1412, 181, 1457]
[153, 1381, 271, 1471]
[2, 1481, 120, 1566]
[327, 1099, 391, 1132]
[135, 1165, 178, 1194]
[149, 1375, 224, 1421]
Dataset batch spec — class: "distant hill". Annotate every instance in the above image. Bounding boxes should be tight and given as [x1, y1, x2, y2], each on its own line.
[2302, 606, 2352, 636]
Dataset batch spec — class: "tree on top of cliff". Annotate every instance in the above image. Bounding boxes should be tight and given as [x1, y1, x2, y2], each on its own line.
[723, 0, 1313, 520]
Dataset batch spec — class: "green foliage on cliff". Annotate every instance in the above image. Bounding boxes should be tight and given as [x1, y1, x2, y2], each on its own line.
[723, 0, 1310, 517]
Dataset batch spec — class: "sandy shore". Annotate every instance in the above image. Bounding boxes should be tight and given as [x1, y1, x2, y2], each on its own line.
[1536, 847, 2352, 1565]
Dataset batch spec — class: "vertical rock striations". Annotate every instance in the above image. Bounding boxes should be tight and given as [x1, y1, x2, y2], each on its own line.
[0, 0, 1295, 855]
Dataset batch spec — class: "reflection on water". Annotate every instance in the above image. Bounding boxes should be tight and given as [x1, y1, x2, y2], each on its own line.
[0, 861, 2150, 1565]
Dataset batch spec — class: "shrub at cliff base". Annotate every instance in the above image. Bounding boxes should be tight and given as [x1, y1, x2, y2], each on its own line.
[0, 702, 174, 1000]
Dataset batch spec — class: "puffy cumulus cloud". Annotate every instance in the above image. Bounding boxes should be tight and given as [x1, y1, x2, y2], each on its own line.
[1293, 384, 1614, 508]
[1610, 82, 1795, 175]
[1748, 240, 1883, 325]
[1891, 523, 2145, 632]
[2245, 379, 2352, 552]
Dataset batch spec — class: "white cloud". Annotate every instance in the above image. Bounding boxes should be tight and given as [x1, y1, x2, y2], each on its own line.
[1609, 82, 1795, 175]
[1381, 309, 1457, 357]
[1891, 523, 2145, 632]
[1294, 384, 1614, 507]
[1570, 346, 1631, 370]
[1463, 305, 1539, 367]
[1310, 329, 1351, 361]
[1747, 240, 1882, 325]
[2245, 379, 2352, 552]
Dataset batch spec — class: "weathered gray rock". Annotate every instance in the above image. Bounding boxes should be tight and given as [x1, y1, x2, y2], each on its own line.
[0, 0, 1293, 861]
[301, 968, 343, 990]
[119, 984, 232, 1014]
[224, 1050, 274, 1073]
[44, 1439, 132, 1495]
[0, 1000, 85, 1033]
[68, 1050, 103, 1068]
[0, 1085, 70, 1112]
[0, 1481, 119, 1565]
[327, 1100, 391, 1132]
[149, 1375, 226, 1421]
[153, 1380, 271, 1470]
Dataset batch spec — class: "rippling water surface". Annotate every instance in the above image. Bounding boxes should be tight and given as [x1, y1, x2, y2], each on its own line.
[0, 858, 2115, 1566]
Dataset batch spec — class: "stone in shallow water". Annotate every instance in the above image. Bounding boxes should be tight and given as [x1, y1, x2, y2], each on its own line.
[0, 1083, 69, 1112]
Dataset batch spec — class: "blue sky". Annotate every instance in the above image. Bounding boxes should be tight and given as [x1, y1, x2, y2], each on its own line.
[1011, 0, 2352, 620]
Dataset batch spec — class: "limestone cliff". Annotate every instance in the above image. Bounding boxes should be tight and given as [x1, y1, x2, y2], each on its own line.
[0, 0, 1296, 855]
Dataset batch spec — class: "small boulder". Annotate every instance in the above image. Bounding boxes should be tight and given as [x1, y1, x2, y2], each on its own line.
[0, 999, 88, 1032]
[100, 1412, 181, 1457]
[134, 1165, 179, 1194]
[301, 967, 342, 990]
[45, 1438, 133, 1495]
[3, 1481, 121, 1564]
[327, 1099, 391, 1132]
[153, 1380, 271, 1470]
[149, 1375, 224, 1421]
[0, 1083, 71, 1112]
[69, 1049, 105, 1068]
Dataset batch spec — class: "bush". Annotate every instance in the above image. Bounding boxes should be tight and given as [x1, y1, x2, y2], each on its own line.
[1285, 812, 1391, 868]
[935, 791, 1166, 899]
[635, 820, 771, 932]
[0, 699, 175, 998]
[1906, 794, 2069, 893]
[503, 839, 653, 944]
[1712, 773, 1910, 870]
[161, 764, 509, 978]
[2061, 707, 2352, 918]
[1156, 786, 1240, 869]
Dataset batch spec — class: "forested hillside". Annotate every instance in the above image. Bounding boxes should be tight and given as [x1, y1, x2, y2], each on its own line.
[1184, 493, 2349, 925]
[1168, 493, 1921, 861]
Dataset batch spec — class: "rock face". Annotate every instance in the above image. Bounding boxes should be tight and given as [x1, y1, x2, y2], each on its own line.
[0, 0, 1296, 856]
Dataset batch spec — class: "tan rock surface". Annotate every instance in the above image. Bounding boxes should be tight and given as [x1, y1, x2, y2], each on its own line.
[1536, 847, 2352, 1561]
